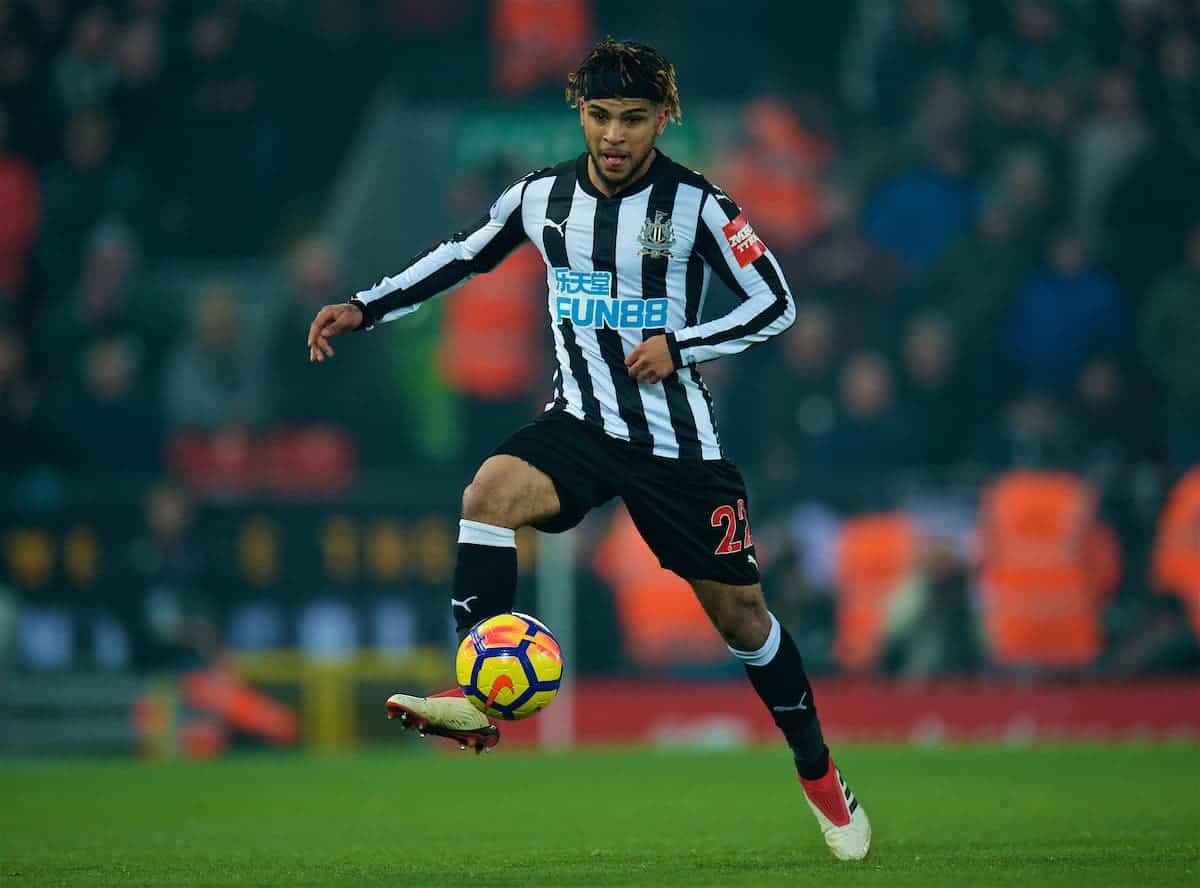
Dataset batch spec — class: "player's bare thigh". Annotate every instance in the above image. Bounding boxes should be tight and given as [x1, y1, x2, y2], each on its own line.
[461, 455, 561, 529]
[689, 578, 772, 651]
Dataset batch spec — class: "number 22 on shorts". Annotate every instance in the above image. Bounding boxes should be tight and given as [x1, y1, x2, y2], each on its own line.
[711, 498, 753, 555]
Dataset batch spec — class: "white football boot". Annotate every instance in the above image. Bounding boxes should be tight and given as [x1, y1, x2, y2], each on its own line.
[799, 758, 872, 861]
[385, 691, 500, 754]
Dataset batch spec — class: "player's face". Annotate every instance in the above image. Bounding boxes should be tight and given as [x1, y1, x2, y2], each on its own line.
[580, 98, 668, 195]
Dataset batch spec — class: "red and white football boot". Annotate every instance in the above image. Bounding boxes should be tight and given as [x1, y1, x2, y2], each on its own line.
[385, 688, 500, 754]
[799, 757, 872, 861]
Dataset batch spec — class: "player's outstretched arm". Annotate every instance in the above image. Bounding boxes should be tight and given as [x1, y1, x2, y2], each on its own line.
[307, 302, 364, 363]
[348, 174, 534, 336]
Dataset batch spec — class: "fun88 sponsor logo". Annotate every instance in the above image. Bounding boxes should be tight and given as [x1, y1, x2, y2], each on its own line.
[553, 268, 668, 329]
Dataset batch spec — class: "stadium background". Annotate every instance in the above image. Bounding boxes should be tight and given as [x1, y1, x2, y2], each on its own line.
[1, 0, 1200, 761]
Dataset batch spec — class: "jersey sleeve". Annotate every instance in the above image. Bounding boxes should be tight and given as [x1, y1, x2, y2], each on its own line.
[664, 187, 795, 368]
[350, 175, 531, 329]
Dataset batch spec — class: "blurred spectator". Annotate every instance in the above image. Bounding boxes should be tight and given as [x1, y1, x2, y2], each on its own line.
[978, 0, 1089, 91]
[863, 143, 977, 270]
[917, 196, 1030, 367]
[271, 238, 347, 422]
[1102, 591, 1200, 674]
[180, 5, 279, 254]
[50, 5, 116, 111]
[40, 222, 170, 382]
[163, 281, 266, 430]
[269, 238, 410, 463]
[974, 0, 1090, 175]
[1073, 67, 1151, 244]
[0, 579, 15, 670]
[780, 177, 904, 348]
[986, 143, 1056, 247]
[1006, 227, 1125, 389]
[0, 103, 39, 300]
[864, 72, 977, 271]
[38, 107, 144, 293]
[1072, 356, 1157, 481]
[757, 503, 838, 672]
[1143, 26, 1200, 159]
[1105, 24, 1200, 288]
[0, 321, 51, 470]
[1141, 221, 1200, 467]
[980, 388, 1079, 469]
[111, 15, 174, 206]
[873, 0, 973, 125]
[117, 482, 217, 670]
[829, 351, 912, 474]
[51, 331, 161, 470]
[0, 6, 50, 158]
[723, 302, 840, 486]
[881, 538, 980, 677]
[1094, 0, 1167, 71]
[897, 311, 976, 467]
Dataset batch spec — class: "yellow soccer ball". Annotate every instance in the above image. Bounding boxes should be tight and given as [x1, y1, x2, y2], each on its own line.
[456, 612, 562, 720]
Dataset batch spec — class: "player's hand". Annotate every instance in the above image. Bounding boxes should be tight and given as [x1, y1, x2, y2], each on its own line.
[625, 335, 675, 384]
[307, 303, 363, 363]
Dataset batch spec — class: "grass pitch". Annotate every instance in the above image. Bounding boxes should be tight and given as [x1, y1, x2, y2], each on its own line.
[3, 743, 1197, 886]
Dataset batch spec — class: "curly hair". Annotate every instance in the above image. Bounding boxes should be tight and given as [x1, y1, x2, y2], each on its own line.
[565, 38, 682, 123]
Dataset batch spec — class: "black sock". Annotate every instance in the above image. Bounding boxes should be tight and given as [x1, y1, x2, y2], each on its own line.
[732, 614, 829, 779]
[451, 521, 517, 642]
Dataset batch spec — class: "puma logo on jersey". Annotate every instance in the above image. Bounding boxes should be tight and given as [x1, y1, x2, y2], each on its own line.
[542, 218, 567, 238]
[451, 596, 478, 613]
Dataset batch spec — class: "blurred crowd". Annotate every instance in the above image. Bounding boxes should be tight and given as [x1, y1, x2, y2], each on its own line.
[1, 1, 1197, 479]
[0, 0, 395, 475]
[2, 1, 1200, 673]
[706, 0, 1200, 676]
[717, 0, 1200, 489]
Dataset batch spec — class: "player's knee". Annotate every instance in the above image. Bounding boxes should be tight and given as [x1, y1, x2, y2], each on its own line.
[719, 607, 772, 651]
[461, 460, 523, 526]
[697, 582, 772, 650]
[461, 479, 508, 525]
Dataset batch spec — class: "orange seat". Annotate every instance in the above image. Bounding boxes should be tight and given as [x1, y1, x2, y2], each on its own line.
[832, 513, 919, 670]
[1150, 467, 1200, 637]
[594, 507, 726, 667]
[439, 244, 544, 400]
[977, 471, 1116, 668]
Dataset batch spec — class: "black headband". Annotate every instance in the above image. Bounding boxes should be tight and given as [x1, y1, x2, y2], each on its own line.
[577, 63, 665, 104]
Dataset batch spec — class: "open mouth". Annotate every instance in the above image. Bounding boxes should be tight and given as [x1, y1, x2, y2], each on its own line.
[600, 152, 628, 171]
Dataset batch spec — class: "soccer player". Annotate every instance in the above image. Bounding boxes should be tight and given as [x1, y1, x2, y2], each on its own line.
[306, 39, 870, 861]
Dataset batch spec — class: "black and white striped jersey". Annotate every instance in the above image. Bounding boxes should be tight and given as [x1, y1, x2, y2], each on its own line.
[351, 151, 795, 460]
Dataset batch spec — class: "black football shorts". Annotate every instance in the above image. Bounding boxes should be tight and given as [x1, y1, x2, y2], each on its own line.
[491, 410, 760, 586]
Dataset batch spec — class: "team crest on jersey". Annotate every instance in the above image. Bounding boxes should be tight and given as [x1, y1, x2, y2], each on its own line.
[637, 211, 675, 259]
